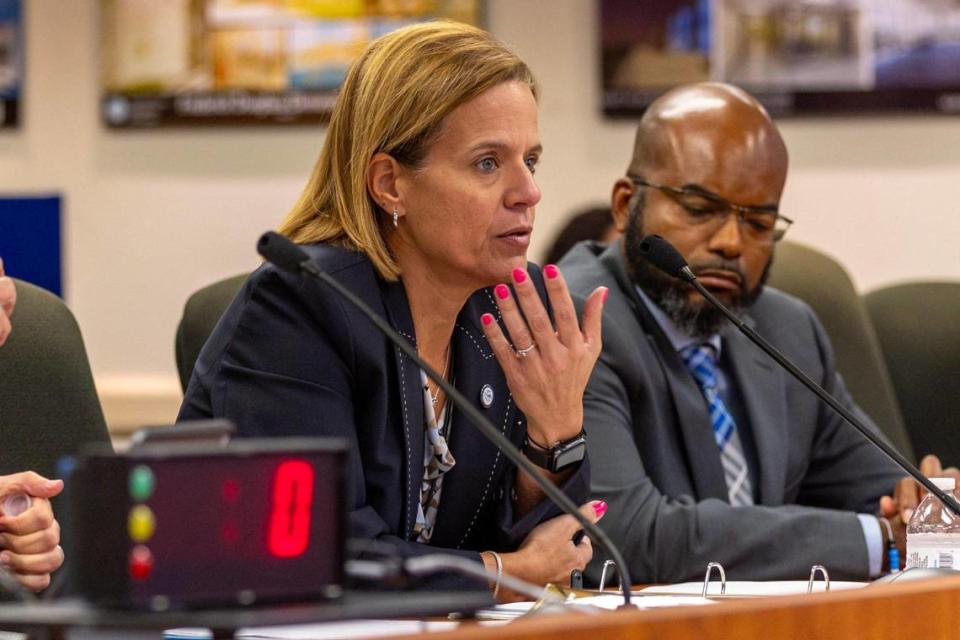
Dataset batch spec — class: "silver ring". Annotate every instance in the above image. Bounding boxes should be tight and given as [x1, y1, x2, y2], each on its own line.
[515, 343, 537, 358]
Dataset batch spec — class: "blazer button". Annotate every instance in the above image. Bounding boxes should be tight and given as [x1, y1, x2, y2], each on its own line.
[480, 384, 494, 408]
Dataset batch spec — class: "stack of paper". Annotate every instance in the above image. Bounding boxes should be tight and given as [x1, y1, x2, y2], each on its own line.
[641, 580, 868, 597]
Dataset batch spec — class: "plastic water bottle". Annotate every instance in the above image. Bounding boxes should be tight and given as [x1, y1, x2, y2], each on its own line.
[906, 477, 960, 570]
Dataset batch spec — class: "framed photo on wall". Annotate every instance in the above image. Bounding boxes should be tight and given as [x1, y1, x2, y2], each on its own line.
[0, 0, 22, 128]
[601, 0, 960, 117]
[100, 0, 484, 128]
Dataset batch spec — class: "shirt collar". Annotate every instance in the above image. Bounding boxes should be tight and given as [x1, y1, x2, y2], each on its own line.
[636, 286, 722, 358]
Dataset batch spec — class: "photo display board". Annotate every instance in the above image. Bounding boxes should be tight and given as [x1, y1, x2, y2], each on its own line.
[601, 0, 960, 116]
[100, 0, 483, 128]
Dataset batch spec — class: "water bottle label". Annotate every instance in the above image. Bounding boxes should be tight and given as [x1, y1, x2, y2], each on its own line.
[906, 545, 960, 570]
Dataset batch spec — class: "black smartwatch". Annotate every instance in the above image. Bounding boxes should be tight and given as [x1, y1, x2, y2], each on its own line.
[523, 430, 587, 473]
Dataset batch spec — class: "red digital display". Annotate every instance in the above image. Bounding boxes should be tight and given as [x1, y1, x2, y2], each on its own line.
[75, 448, 343, 607]
[267, 460, 315, 558]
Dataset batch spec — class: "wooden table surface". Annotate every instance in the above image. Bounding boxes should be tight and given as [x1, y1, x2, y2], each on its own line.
[403, 574, 960, 640]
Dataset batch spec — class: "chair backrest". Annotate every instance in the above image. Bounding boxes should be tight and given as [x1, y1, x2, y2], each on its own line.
[864, 282, 960, 464]
[767, 241, 914, 460]
[0, 279, 111, 478]
[175, 274, 247, 392]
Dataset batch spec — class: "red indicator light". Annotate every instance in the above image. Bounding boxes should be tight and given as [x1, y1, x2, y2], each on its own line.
[267, 460, 314, 558]
[129, 545, 154, 580]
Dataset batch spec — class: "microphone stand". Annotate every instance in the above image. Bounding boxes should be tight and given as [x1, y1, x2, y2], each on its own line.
[258, 232, 633, 606]
[676, 265, 960, 519]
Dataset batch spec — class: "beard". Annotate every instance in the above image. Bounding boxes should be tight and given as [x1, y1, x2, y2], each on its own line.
[623, 203, 772, 340]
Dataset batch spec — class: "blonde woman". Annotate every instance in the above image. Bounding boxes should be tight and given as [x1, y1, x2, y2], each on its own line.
[180, 22, 608, 600]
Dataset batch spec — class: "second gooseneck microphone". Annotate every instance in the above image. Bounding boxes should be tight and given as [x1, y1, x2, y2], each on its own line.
[637, 233, 960, 518]
[257, 231, 634, 605]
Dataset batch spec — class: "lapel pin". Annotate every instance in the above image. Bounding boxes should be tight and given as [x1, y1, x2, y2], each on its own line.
[480, 384, 494, 408]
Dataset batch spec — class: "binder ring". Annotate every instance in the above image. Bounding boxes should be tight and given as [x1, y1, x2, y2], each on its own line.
[807, 565, 831, 593]
[598, 559, 622, 593]
[701, 561, 727, 598]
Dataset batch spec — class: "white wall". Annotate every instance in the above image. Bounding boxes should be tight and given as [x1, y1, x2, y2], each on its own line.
[3, 1, 958, 431]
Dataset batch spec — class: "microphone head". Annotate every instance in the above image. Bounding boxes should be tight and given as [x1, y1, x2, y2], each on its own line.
[638, 235, 690, 280]
[257, 231, 310, 275]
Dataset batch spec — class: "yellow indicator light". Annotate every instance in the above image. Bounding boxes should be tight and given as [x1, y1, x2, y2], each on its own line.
[128, 505, 156, 543]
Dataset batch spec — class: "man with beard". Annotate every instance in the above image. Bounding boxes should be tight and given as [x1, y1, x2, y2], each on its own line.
[560, 82, 915, 582]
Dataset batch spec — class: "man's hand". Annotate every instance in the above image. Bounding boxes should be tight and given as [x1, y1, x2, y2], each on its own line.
[880, 454, 960, 524]
[0, 472, 65, 591]
[878, 454, 960, 571]
[0, 257, 15, 347]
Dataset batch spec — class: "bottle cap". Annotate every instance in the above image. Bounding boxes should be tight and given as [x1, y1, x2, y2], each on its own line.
[931, 477, 956, 491]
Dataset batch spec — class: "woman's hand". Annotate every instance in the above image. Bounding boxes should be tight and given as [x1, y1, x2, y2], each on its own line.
[480, 264, 606, 445]
[485, 500, 607, 603]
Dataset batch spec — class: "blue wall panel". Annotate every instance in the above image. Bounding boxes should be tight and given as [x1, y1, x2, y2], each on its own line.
[0, 195, 62, 297]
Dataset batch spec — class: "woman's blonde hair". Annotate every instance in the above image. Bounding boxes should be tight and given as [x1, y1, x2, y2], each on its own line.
[278, 21, 536, 281]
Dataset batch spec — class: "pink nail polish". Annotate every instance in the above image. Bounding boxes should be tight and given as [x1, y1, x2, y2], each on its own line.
[481, 313, 494, 326]
[544, 264, 559, 279]
[593, 500, 608, 518]
[602, 287, 609, 303]
[495, 284, 510, 300]
[512, 267, 527, 284]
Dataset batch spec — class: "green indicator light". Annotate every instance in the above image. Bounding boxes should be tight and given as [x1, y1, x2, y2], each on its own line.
[129, 465, 155, 501]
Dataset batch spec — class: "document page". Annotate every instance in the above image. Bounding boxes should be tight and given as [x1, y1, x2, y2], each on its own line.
[641, 581, 868, 597]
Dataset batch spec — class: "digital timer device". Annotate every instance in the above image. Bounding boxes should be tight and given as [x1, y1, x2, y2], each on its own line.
[69, 438, 348, 610]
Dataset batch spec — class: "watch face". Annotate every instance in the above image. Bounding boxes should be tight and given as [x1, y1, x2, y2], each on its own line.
[554, 440, 586, 470]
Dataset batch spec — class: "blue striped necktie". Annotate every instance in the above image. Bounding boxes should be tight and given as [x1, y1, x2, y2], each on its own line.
[681, 343, 754, 506]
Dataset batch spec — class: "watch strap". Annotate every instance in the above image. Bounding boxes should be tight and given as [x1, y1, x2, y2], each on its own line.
[523, 429, 586, 472]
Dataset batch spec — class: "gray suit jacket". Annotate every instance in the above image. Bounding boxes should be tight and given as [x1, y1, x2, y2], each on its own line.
[560, 241, 902, 583]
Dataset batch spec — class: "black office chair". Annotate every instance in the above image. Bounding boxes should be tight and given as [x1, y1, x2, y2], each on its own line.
[175, 273, 247, 392]
[0, 279, 111, 477]
[767, 241, 913, 460]
[0, 280, 112, 597]
[864, 282, 960, 465]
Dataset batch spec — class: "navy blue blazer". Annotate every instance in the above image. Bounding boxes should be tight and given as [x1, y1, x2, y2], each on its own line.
[179, 244, 589, 589]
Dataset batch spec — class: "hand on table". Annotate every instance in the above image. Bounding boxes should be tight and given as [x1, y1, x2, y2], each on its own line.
[879, 454, 960, 570]
[485, 499, 607, 603]
[0, 472, 65, 591]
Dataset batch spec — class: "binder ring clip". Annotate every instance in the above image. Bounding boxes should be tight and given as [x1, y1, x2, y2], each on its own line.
[701, 561, 727, 598]
[807, 565, 831, 593]
[598, 559, 622, 593]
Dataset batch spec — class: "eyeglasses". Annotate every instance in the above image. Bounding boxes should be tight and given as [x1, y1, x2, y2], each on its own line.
[628, 175, 793, 242]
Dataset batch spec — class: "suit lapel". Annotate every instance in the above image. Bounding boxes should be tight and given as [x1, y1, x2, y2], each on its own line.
[378, 278, 426, 541]
[430, 288, 515, 549]
[600, 246, 729, 502]
[639, 311, 731, 503]
[724, 326, 788, 505]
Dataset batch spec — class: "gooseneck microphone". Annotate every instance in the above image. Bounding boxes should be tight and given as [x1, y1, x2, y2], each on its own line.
[638, 234, 960, 518]
[257, 231, 633, 605]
